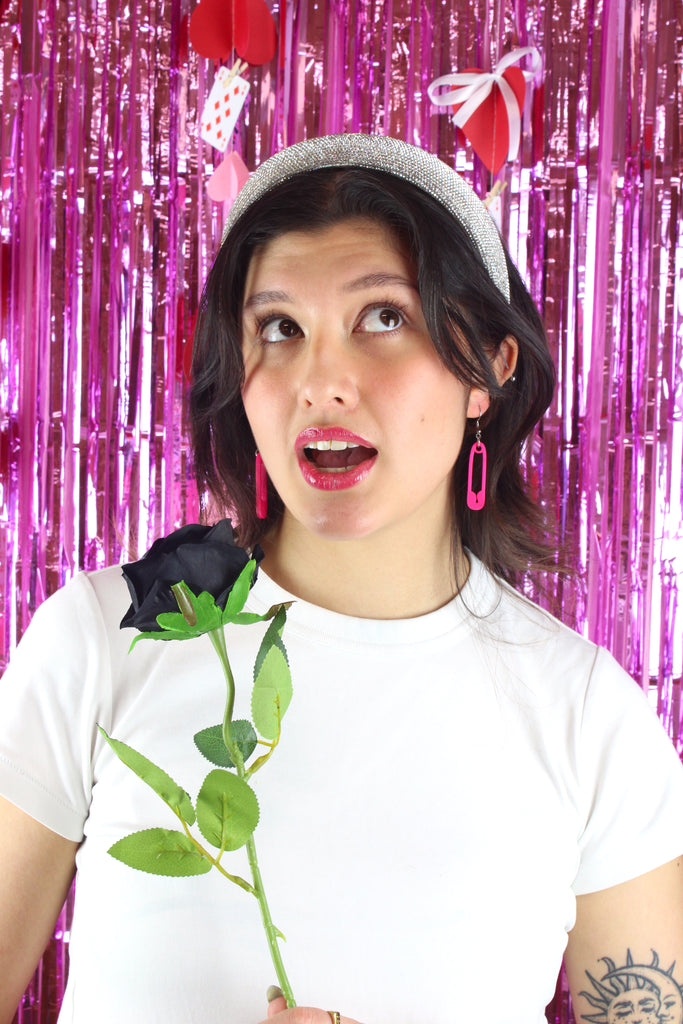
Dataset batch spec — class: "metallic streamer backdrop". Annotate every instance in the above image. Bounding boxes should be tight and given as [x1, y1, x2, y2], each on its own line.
[0, 0, 681, 1020]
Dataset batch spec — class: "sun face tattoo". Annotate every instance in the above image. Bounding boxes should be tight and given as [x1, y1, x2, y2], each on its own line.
[580, 951, 683, 1024]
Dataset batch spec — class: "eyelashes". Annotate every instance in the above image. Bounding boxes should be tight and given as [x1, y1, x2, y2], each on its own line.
[356, 301, 408, 333]
[251, 299, 411, 345]
[253, 315, 301, 344]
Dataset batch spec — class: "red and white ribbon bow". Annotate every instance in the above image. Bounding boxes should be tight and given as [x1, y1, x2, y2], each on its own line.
[427, 47, 542, 165]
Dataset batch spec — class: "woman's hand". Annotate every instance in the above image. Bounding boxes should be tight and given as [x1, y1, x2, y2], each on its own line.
[261, 991, 363, 1024]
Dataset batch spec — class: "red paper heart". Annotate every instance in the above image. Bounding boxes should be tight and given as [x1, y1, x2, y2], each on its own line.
[234, 0, 278, 65]
[189, 0, 277, 65]
[189, 0, 234, 61]
[451, 66, 526, 173]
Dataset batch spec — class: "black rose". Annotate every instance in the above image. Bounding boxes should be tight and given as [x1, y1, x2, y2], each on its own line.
[120, 520, 264, 632]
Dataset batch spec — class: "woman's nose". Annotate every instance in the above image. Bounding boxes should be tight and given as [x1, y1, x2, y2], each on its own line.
[296, 336, 360, 410]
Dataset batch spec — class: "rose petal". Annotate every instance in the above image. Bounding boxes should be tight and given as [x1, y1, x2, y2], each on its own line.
[120, 520, 263, 631]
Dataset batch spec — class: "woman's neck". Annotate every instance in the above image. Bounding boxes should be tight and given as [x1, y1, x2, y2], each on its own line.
[258, 514, 469, 619]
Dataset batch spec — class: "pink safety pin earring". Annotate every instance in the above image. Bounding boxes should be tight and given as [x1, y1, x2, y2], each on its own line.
[466, 418, 487, 511]
[255, 451, 268, 519]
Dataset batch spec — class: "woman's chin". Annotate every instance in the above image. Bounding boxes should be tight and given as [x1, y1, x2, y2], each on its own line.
[283, 502, 381, 546]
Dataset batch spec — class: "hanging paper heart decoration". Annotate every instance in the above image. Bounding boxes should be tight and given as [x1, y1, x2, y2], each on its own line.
[189, 0, 277, 66]
[452, 65, 526, 174]
[206, 150, 251, 204]
[428, 48, 542, 174]
[189, 0, 233, 60]
[234, 0, 278, 65]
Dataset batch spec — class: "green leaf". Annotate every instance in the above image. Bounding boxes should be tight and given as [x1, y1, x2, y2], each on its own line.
[232, 612, 276, 625]
[160, 589, 223, 636]
[98, 726, 196, 825]
[194, 720, 258, 768]
[251, 638, 293, 741]
[155, 611, 202, 632]
[128, 629, 190, 650]
[128, 588, 287, 650]
[196, 769, 259, 851]
[108, 828, 212, 877]
[231, 601, 294, 627]
[253, 606, 288, 680]
[130, 588, 224, 649]
[220, 559, 257, 623]
[186, 589, 225, 632]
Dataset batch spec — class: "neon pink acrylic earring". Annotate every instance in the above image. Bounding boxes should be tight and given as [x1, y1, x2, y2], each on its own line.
[466, 419, 487, 511]
[255, 452, 268, 519]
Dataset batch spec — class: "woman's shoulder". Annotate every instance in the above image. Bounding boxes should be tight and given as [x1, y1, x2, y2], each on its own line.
[468, 554, 592, 650]
[468, 555, 645, 704]
[5, 566, 136, 689]
[27, 564, 132, 642]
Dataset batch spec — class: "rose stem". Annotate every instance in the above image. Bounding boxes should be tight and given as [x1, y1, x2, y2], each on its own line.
[208, 625, 296, 1008]
[208, 628, 238, 762]
[246, 834, 296, 1007]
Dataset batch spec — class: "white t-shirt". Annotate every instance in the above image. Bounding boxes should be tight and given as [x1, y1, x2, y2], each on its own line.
[1, 555, 683, 1024]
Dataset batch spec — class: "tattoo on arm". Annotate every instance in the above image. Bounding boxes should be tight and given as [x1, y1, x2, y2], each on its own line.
[579, 950, 683, 1023]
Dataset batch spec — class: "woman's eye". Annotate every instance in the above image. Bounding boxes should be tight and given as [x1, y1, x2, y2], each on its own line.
[259, 317, 301, 343]
[358, 306, 405, 333]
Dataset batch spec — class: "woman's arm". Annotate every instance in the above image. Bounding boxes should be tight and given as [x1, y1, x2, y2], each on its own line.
[0, 795, 78, 1024]
[565, 856, 683, 1023]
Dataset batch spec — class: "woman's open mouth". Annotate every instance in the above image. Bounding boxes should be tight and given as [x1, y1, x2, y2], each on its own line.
[303, 439, 377, 472]
[296, 430, 378, 490]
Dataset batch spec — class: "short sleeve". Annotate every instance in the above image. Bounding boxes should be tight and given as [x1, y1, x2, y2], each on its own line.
[0, 573, 114, 840]
[573, 647, 683, 894]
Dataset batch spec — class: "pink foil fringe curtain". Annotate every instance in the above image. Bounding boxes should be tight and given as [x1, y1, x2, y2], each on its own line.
[0, 0, 681, 1020]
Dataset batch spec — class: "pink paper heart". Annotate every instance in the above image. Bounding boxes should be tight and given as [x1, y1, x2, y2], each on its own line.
[207, 151, 251, 204]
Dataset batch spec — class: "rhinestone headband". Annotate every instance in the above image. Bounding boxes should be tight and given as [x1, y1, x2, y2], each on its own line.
[221, 133, 510, 301]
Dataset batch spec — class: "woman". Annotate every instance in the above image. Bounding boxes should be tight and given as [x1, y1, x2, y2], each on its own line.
[1, 135, 682, 1024]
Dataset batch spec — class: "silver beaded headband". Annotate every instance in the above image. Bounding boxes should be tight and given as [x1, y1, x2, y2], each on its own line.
[220, 133, 510, 301]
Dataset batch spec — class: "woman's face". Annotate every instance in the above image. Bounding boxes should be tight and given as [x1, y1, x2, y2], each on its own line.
[240, 218, 489, 546]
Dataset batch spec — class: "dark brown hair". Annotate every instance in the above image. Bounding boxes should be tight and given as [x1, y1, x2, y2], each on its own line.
[190, 167, 557, 584]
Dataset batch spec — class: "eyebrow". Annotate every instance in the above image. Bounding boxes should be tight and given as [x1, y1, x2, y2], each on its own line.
[341, 272, 418, 293]
[243, 274, 417, 312]
[243, 289, 292, 311]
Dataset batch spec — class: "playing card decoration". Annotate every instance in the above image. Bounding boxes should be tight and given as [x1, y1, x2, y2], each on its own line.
[428, 48, 542, 174]
[200, 66, 250, 152]
[189, 0, 278, 66]
[190, 0, 277, 205]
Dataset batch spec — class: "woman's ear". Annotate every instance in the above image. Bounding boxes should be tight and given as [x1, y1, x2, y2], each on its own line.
[493, 334, 519, 385]
[466, 388, 490, 420]
[466, 335, 519, 419]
